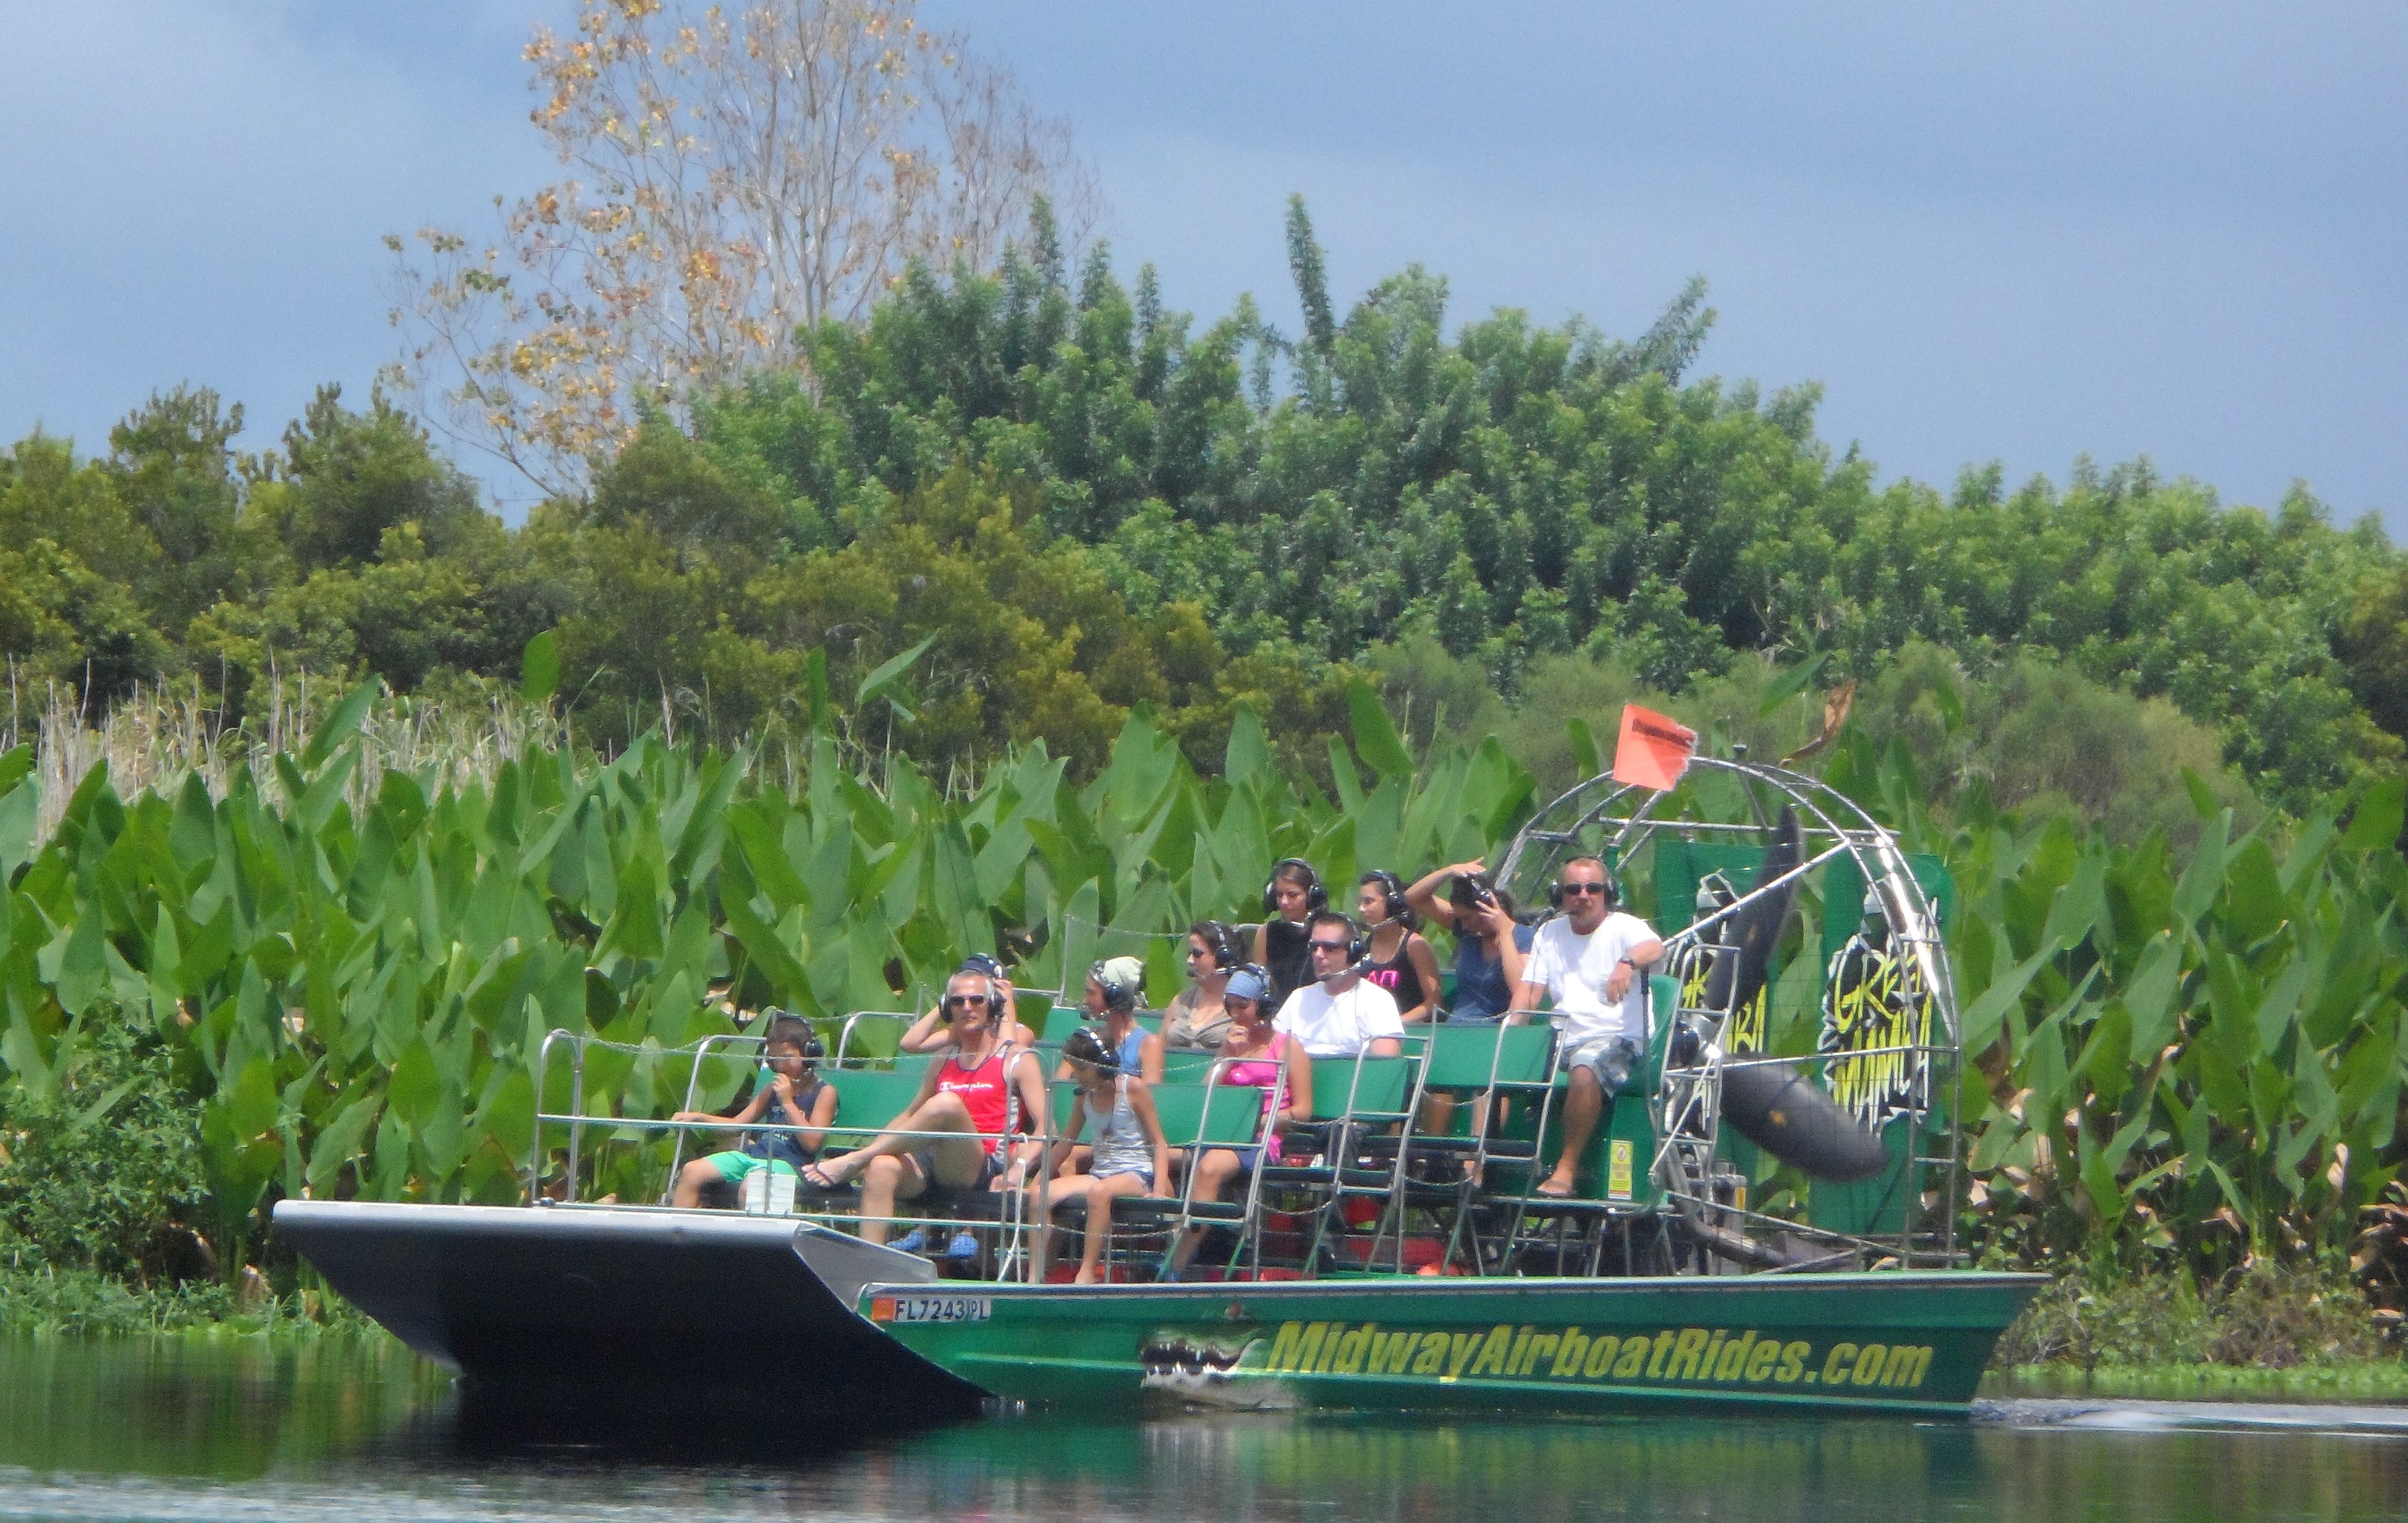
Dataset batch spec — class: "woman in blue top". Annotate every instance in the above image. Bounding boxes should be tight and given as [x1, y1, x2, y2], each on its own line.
[1404, 862, 1532, 1181]
[1404, 861, 1532, 1022]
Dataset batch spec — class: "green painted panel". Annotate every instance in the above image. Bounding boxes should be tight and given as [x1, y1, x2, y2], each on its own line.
[867, 1272, 2042, 1416]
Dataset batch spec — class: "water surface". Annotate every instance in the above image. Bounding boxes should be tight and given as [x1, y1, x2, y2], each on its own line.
[3, 1339, 2404, 1521]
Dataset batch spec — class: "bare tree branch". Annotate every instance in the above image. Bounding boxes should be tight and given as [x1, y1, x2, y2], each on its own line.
[383, 0, 1098, 497]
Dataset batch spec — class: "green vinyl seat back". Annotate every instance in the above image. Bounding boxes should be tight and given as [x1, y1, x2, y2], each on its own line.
[1421, 1020, 1554, 1091]
[821, 1067, 931, 1147]
[1310, 1053, 1416, 1125]
[1159, 1050, 1218, 1084]
[1040, 1006, 1090, 1044]
[1149, 1080, 1266, 1151]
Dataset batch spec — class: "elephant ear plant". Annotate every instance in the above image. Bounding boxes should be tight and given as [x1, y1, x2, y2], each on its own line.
[0, 680, 1537, 1287]
[6, 675, 2407, 1298]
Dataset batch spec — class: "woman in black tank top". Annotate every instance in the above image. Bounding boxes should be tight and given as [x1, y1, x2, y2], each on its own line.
[1357, 870, 1442, 1023]
[1253, 861, 1324, 1011]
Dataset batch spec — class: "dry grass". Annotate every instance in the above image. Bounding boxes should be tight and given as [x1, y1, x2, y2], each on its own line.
[3, 668, 566, 838]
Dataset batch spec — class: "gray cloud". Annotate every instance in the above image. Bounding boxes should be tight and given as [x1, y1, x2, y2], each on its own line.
[3, 1, 2401, 533]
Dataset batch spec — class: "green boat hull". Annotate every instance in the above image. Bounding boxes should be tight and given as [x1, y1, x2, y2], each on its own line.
[865, 1270, 2043, 1417]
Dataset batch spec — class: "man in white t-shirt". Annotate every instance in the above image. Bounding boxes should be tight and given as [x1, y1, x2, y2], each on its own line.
[1516, 856, 1664, 1198]
[1274, 910, 1406, 1059]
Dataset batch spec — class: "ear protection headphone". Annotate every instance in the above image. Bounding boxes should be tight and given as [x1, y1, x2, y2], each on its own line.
[1547, 861, 1620, 911]
[941, 975, 1006, 1020]
[1061, 1026, 1117, 1074]
[1089, 959, 1141, 1014]
[1194, 920, 1240, 969]
[1223, 963, 1270, 1007]
[1360, 870, 1408, 927]
[1263, 858, 1328, 917]
[1310, 914, 1371, 977]
[761, 1012, 823, 1062]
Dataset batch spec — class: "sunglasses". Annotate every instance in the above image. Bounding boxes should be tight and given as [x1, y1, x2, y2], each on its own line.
[1559, 882, 1608, 897]
[1309, 939, 1353, 954]
[943, 993, 990, 1009]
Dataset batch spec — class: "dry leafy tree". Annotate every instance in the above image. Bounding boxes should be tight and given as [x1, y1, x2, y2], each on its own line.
[384, 0, 1099, 497]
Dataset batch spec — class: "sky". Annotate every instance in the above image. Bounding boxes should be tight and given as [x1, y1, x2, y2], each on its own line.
[4, 2, 2404, 534]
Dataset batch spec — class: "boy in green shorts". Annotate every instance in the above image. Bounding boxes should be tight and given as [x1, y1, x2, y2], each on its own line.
[670, 1014, 838, 1208]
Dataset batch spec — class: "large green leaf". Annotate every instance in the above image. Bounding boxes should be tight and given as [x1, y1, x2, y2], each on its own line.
[520, 630, 561, 704]
[1346, 679, 1415, 779]
[301, 680, 380, 772]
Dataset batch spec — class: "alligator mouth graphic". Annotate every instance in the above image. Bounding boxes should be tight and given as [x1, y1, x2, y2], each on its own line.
[1138, 1331, 1290, 1409]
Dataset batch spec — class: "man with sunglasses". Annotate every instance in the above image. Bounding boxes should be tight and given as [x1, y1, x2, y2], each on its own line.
[1517, 857, 1663, 1198]
[1271, 910, 1405, 1060]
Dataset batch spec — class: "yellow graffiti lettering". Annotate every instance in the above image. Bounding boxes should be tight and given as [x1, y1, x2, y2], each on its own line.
[1505, 1326, 1534, 1374]
[1467, 1324, 1517, 1378]
[1884, 1345, 1932, 1389]
[1714, 1331, 1755, 1382]
[1746, 1338, 1782, 1382]
[1823, 1343, 1858, 1384]
[1700, 1330, 1727, 1379]
[1553, 1328, 1591, 1377]
[1851, 1344, 1888, 1386]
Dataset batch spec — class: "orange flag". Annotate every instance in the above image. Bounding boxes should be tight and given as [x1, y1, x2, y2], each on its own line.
[1612, 704, 1697, 791]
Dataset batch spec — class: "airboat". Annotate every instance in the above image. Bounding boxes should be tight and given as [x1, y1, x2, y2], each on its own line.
[278, 755, 2041, 1422]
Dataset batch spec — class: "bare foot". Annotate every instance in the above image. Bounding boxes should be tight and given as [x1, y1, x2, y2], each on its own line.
[1072, 1266, 1098, 1285]
[1534, 1173, 1575, 1198]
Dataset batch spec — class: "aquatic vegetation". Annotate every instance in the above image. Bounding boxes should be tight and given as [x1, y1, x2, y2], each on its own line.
[0, 683, 1528, 1276]
[0, 670, 2403, 1324]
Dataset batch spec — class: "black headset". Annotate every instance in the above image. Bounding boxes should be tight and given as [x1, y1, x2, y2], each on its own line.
[1061, 1026, 1118, 1074]
[1193, 920, 1240, 969]
[1547, 860, 1621, 911]
[1263, 858, 1328, 916]
[1359, 869, 1411, 927]
[1311, 912, 1371, 971]
[941, 973, 1006, 1020]
[761, 1011, 824, 1062]
[1089, 959, 1140, 1014]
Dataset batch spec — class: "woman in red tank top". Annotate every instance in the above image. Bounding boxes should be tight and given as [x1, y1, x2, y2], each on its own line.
[805, 972, 1048, 1246]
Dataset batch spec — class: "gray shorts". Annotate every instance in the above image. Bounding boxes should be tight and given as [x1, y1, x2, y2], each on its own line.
[1565, 1035, 1640, 1093]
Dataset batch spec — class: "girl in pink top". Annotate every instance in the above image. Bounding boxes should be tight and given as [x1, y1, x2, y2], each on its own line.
[1165, 965, 1314, 1278]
